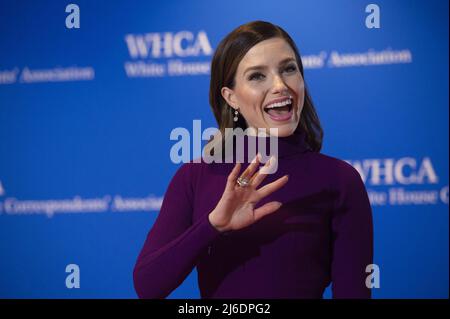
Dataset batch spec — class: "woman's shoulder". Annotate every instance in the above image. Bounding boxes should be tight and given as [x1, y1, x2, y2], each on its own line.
[305, 151, 364, 186]
[171, 159, 203, 180]
[170, 158, 218, 183]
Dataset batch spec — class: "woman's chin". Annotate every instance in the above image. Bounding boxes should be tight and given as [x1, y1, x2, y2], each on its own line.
[264, 124, 297, 137]
[247, 116, 298, 136]
[275, 127, 296, 137]
[263, 119, 298, 137]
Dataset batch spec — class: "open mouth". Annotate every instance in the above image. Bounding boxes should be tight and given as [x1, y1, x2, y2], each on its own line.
[263, 98, 293, 121]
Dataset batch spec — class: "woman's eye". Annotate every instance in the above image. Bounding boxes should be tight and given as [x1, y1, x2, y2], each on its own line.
[248, 72, 265, 81]
[284, 65, 297, 73]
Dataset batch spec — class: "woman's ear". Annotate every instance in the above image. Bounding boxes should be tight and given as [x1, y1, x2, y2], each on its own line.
[221, 87, 238, 110]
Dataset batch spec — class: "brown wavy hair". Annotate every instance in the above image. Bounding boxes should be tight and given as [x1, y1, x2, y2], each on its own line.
[208, 20, 323, 152]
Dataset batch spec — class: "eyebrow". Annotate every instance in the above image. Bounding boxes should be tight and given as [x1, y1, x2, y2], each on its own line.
[243, 57, 296, 75]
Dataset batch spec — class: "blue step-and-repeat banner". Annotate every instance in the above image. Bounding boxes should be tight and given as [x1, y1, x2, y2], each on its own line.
[0, 0, 448, 298]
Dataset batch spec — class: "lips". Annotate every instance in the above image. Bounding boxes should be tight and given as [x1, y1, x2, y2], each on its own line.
[263, 97, 293, 122]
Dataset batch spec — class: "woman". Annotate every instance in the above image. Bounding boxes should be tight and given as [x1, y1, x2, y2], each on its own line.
[133, 21, 373, 299]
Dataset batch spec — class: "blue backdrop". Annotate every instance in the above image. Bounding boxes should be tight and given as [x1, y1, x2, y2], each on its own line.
[0, 0, 448, 298]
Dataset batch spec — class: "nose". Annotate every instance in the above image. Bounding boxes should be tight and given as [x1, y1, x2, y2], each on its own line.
[271, 74, 289, 95]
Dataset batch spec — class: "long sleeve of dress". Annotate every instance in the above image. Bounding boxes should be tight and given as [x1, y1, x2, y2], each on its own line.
[133, 163, 221, 299]
[331, 162, 374, 299]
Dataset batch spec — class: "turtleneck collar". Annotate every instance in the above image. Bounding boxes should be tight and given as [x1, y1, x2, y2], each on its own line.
[221, 129, 312, 163]
[274, 129, 312, 158]
[248, 129, 311, 158]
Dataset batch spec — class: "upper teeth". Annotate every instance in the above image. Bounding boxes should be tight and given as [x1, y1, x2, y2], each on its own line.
[265, 98, 292, 109]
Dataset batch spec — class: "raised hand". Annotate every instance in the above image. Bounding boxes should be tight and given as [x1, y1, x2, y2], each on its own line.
[208, 155, 289, 233]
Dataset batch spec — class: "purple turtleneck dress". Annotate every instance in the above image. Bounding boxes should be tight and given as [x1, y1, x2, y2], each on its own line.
[133, 130, 373, 299]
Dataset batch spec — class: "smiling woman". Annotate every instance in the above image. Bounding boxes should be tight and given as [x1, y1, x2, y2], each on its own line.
[133, 21, 374, 299]
[220, 38, 303, 137]
[209, 21, 323, 147]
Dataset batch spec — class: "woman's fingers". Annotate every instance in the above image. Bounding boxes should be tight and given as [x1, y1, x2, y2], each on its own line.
[224, 155, 263, 194]
[225, 162, 241, 192]
[253, 201, 283, 221]
[239, 154, 260, 181]
[250, 156, 274, 188]
[255, 175, 289, 201]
